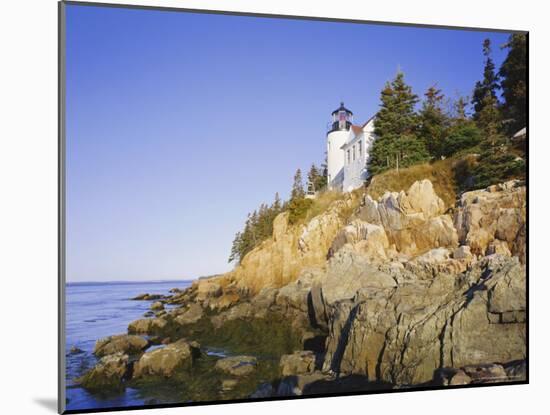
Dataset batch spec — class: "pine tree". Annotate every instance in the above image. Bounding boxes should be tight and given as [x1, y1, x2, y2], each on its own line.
[499, 33, 527, 134]
[291, 169, 305, 200]
[307, 164, 319, 192]
[472, 39, 500, 120]
[228, 231, 242, 263]
[418, 85, 449, 158]
[453, 96, 469, 121]
[369, 71, 428, 174]
[443, 100, 482, 158]
[273, 192, 282, 211]
[477, 92, 503, 146]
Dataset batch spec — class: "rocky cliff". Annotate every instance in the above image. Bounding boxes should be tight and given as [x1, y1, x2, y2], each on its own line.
[77, 179, 527, 399]
[226, 192, 360, 295]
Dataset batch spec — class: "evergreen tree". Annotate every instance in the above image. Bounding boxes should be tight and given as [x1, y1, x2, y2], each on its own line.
[453, 96, 469, 121]
[499, 33, 527, 134]
[472, 39, 500, 120]
[440, 95, 482, 157]
[307, 164, 319, 192]
[228, 193, 287, 264]
[306, 163, 327, 192]
[418, 85, 449, 158]
[273, 192, 282, 211]
[228, 231, 242, 264]
[369, 71, 429, 174]
[291, 168, 305, 200]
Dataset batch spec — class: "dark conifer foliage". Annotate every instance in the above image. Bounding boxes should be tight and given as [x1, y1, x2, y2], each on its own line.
[472, 39, 501, 120]
[369, 71, 429, 174]
[499, 33, 527, 134]
[418, 85, 449, 158]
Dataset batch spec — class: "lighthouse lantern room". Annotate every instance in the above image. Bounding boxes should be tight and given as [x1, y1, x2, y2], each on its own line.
[327, 102, 353, 190]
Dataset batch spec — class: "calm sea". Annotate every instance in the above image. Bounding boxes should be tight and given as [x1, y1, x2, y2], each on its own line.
[65, 280, 193, 411]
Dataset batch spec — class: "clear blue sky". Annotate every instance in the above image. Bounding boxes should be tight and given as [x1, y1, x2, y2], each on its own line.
[65, 4, 511, 282]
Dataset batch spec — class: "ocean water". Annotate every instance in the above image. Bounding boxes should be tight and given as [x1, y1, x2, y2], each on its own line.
[64, 280, 193, 411]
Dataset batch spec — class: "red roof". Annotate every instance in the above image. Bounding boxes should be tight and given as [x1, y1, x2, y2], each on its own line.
[351, 125, 363, 135]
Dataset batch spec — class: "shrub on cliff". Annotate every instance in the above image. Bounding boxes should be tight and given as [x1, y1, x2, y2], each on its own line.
[287, 197, 314, 225]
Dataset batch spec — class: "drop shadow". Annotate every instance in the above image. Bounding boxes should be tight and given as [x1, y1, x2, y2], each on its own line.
[34, 398, 57, 412]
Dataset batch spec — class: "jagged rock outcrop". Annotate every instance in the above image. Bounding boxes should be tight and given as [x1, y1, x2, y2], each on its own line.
[454, 180, 526, 262]
[318, 254, 526, 385]
[355, 180, 458, 257]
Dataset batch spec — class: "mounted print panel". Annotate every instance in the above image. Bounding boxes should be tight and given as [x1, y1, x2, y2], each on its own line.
[59, 1, 528, 413]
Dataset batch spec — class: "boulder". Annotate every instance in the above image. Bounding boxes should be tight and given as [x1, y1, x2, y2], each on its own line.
[215, 355, 257, 376]
[78, 352, 129, 390]
[151, 301, 164, 311]
[132, 339, 200, 378]
[280, 351, 316, 376]
[128, 317, 167, 335]
[449, 370, 472, 385]
[174, 303, 204, 326]
[94, 334, 149, 357]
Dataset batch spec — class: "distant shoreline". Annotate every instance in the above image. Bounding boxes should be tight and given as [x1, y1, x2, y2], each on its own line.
[66, 279, 196, 286]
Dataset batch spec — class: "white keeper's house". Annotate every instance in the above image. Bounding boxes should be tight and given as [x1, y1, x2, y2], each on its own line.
[326, 102, 376, 192]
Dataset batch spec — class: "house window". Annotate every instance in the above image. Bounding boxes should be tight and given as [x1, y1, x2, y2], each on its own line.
[358, 141, 362, 156]
[347, 149, 350, 164]
[352, 145, 356, 161]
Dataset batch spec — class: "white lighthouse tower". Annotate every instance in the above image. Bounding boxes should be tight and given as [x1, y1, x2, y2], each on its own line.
[327, 102, 353, 190]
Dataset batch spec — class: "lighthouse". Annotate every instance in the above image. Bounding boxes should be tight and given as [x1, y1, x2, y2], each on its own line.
[327, 102, 353, 190]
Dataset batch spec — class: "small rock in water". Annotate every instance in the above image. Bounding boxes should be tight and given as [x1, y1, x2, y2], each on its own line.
[69, 346, 84, 355]
[131, 293, 164, 301]
[151, 301, 164, 311]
